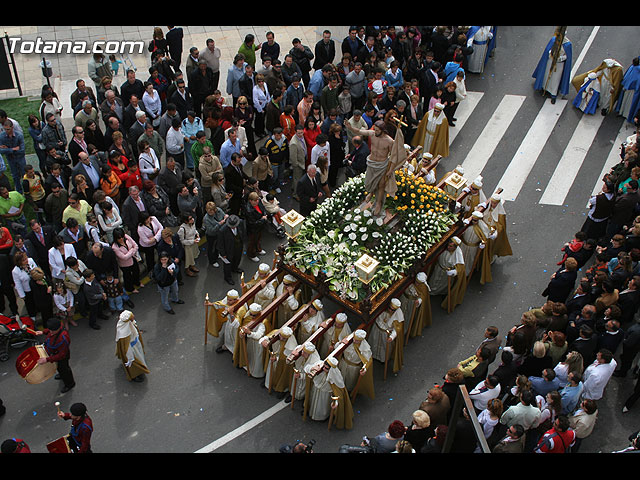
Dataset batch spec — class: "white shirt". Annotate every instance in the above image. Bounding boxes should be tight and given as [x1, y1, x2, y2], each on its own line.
[468, 382, 501, 412]
[310, 143, 330, 167]
[166, 127, 185, 155]
[11, 258, 37, 298]
[48, 244, 78, 280]
[582, 359, 617, 400]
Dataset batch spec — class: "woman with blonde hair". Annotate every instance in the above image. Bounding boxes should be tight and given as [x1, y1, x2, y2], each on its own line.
[403, 410, 431, 452]
[554, 350, 584, 387]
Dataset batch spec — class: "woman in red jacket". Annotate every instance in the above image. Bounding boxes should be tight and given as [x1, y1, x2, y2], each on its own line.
[303, 116, 321, 167]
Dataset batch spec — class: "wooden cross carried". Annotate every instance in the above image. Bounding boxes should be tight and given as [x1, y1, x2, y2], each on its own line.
[391, 114, 408, 129]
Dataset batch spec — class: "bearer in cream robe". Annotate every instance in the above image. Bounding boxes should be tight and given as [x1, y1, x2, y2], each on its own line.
[409, 272, 432, 336]
[461, 176, 487, 219]
[429, 236, 468, 311]
[219, 296, 249, 355]
[306, 355, 354, 428]
[401, 279, 422, 336]
[411, 103, 449, 158]
[319, 312, 351, 359]
[483, 192, 513, 262]
[206, 289, 238, 341]
[274, 274, 302, 329]
[339, 329, 375, 400]
[368, 298, 405, 373]
[115, 310, 150, 382]
[304, 355, 333, 421]
[261, 325, 297, 396]
[290, 342, 321, 402]
[460, 210, 496, 284]
[296, 298, 325, 345]
[234, 303, 267, 378]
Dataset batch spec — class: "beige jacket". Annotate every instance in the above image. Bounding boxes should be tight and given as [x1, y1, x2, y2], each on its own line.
[568, 409, 598, 438]
[288, 134, 307, 171]
[198, 154, 223, 188]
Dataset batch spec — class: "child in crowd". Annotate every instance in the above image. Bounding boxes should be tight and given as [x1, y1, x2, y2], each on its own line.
[558, 231, 587, 265]
[53, 280, 77, 329]
[104, 270, 125, 314]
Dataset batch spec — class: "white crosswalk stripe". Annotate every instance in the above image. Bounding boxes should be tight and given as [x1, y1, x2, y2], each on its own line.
[496, 98, 568, 202]
[539, 113, 605, 205]
[449, 91, 484, 144]
[460, 94, 526, 182]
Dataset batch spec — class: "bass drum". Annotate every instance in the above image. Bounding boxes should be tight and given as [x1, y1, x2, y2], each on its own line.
[15, 345, 57, 384]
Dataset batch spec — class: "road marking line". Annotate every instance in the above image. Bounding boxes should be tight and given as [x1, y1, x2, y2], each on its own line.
[539, 113, 605, 205]
[497, 98, 568, 201]
[460, 94, 526, 181]
[194, 400, 289, 453]
[449, 91, 484, 144]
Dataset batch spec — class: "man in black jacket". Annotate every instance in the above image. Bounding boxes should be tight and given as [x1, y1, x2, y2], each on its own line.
[169, 79, 193, 121]
[313, 30, 336, 71]
[166, 26, 184, 68]
[188, 59, 215, 118]
[153, 251, 184, 314]
[289, 38, 314, 89]
[26, 219, 55, 276]
[122, 95, 148, 133]
[218, 214, 245, 285]
[296, 164, 323, 216]
[120, 69, 145, 108]
[346, 136, 369, 176]
[224, 153, 248, 216]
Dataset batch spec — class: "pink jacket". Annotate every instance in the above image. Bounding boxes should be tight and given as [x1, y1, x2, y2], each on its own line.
[112, 234, 138, 267]
[137, 216, 163, 248]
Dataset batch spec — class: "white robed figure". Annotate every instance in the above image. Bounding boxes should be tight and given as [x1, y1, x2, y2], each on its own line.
[466, 26, 494, 74]
[368, 298, 404, 363]
[406, 152, 436, 185]
[115, 310, 150, 381]
[306, 357, 333, 421]
[429, 237, 465, 295]
[222, 300, 248, 355]
[339, 330, 373, 392]
[598, 59, 624, 115]
[250, 264, 278, 311]
[290, 342, 321, 401]
[262, 325, 298, 390]
[296, 299, 325, 345]
[460, 211, 495, 277]
[573, 72, 600, 114]
[532, 30, 573, 101]
[421, 104, 447, 154]
[240, 303, 267, 378]
[319, 312, 351, 359]
[274, 275, 301, 329]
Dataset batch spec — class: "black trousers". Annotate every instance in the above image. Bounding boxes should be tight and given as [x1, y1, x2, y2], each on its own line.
[121, 263, 140, 293]
[0, 282, 18, 316]
[624, 376, 640, 410]
[223, 247, 242, 281]
[206, 234, 219, 265]
[57, 357, 75, 388]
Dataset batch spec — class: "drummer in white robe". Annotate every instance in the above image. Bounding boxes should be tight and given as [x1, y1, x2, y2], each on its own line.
[290, 342, 321, 402]
[368, 298, 404, 364]
[297, 298, 325, 345]
[319, 312, 351, 359]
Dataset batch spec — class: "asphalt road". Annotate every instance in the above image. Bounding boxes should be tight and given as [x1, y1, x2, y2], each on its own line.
[1, 25, 639, 454]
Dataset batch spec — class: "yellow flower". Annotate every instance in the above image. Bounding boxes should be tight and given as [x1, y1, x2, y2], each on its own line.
[402, 193, 406, 197]
[411, 193, 416, 198]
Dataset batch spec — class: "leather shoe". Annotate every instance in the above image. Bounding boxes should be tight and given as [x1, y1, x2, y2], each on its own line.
[284, 393, 292, 404]
[61, 384, 76, 393]
[132, 375, 145, 383]
[166, 309, 176, 315]
[55, 373, 61, 380]
[215, 346, 227, 354]
[90, 323, 101, 330]
[172, 299, 185, 304]
[186, 269, 197, 277]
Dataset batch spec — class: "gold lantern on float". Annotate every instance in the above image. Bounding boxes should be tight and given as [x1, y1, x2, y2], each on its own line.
[355, 254, 380, 285]
[442, 165, 467, 200]
[282, 209, 305, 239]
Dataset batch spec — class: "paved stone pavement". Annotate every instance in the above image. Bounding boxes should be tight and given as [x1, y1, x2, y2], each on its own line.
[0, 25, 349, 105]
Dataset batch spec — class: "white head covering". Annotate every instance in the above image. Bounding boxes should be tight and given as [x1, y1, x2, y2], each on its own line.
[453, 165, 464, 175]
[115, 310, 136, 342]
[390, 298, 401, 309]
[588, 72, 597, 80]
[336, 312, 348, 323]
[281, 326, 293, 337]
[326, 356, 345, 388]
[491, 192, 502, 202]
[434, 102, 444, 110]
[416, 272, 427, 284]
[283, 274, 297, 285]
[227, 289, 239, 299]
[354, 329, 367, 340]
[258, 263, 270, 274]
[471, 176, 483, 189]
[249, 303, 262, 314]
[312, 299, 323, 311]
[472, 210, 484, 219]
[422, 152, 433, 160]
[451, 236, 462, 245]
[303, 342, 316, 353]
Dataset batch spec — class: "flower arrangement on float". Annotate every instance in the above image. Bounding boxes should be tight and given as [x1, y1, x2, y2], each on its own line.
[283, 171, 456, 302]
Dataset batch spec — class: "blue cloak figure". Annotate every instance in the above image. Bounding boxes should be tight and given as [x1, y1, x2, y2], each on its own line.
[572, 73, 600, 114]
[532, 33, 573, 99]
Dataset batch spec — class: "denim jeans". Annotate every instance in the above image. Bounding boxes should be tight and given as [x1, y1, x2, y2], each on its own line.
[158, 280, 179, 311]
[184, 140, 195, 170]
[107, 295, 124, 311]
[272, 163, 284, 185]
